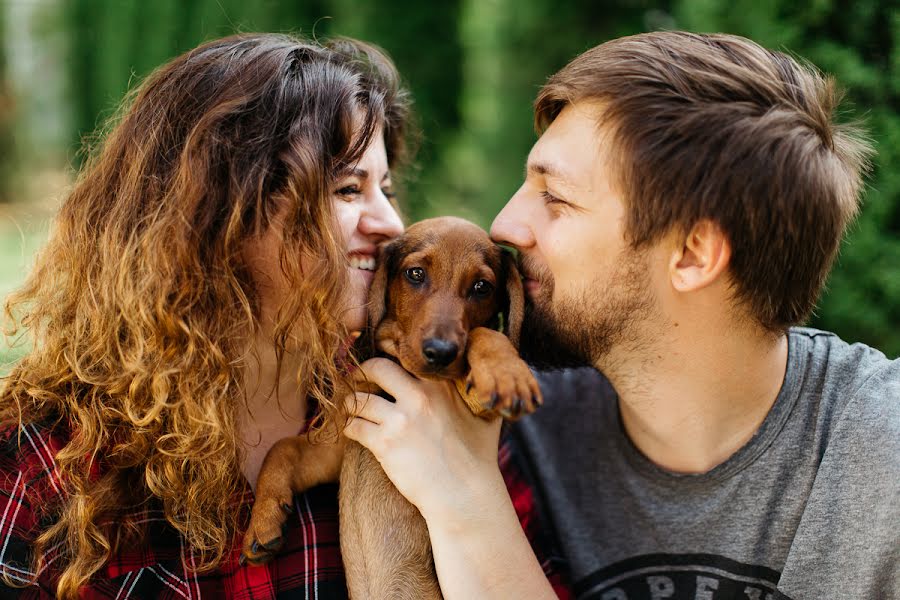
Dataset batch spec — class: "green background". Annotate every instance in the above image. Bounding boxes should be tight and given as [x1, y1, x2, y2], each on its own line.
[1, 0, 898, 362]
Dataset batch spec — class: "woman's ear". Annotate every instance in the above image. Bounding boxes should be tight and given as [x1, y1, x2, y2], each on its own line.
[367, 239, 398, 327]
[501, 248, 524, 348]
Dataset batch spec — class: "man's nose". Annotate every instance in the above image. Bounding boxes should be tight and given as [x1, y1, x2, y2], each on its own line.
[490, 189, 534, 249]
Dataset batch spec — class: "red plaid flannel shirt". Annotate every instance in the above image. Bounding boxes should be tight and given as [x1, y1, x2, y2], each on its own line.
[0, 422, 570, 599]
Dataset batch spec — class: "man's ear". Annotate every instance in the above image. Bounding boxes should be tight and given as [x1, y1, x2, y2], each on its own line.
[368, 239, 399, 327]
[501, 248, 524, 348]
[670, 219, 731, 292]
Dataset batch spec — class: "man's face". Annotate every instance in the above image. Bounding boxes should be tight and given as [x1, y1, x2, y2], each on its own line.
[490, 102, 659, 369]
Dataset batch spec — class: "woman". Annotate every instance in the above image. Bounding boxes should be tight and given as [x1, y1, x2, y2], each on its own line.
[0, 33, 409, 598]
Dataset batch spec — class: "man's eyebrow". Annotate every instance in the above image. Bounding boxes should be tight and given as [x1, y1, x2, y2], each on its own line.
[526, 160, 572, 183]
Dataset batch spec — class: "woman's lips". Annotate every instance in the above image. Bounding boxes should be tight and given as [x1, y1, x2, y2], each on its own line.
[352, 265, 376, 286]
[347, 251, 377, 286]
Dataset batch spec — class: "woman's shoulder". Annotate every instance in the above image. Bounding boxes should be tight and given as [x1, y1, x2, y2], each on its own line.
[0, 420, 350, 598]
[0, 420, 70, 592]
[0, 420, 69, 500]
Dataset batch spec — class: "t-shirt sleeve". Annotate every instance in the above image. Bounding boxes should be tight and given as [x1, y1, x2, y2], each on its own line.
[0, 424, 65, 598]
[500, 436, 572, 600]
[778, 362, 900, 599]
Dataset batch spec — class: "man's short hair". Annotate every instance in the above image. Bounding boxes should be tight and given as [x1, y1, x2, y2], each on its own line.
[536, 31, 873, 332]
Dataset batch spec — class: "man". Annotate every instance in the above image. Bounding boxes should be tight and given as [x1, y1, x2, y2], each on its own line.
[487, 31, 899, 599]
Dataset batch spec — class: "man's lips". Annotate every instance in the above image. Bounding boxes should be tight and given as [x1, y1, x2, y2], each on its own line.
[523, 278, 541, 296]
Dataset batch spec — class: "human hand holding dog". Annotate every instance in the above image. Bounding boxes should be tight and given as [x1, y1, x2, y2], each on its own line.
[344, 357, 556, 599]
[343, 357, 505, 521]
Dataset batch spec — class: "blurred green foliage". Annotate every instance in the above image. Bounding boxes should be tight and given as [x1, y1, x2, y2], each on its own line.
[2, 0, 898, 356]
[0, 6, 13, 204]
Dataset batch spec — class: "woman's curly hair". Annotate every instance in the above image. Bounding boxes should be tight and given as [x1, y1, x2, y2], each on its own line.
[0, 33, 413, 598]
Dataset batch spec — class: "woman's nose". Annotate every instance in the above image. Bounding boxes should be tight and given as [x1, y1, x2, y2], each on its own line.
[360, 190, 404, 239]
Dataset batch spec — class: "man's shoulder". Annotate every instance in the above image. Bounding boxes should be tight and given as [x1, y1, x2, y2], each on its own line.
[779, 331, 899, 598]
[790, 326, 898, 388]
[789, 327, 899, 430]
[821, 345, 899, 462]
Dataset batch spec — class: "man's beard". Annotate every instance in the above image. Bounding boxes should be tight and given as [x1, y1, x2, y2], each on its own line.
[517, 248, 656, 371]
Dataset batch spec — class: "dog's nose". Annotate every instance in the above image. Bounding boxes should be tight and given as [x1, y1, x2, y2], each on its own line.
[421, 338, 459, 367]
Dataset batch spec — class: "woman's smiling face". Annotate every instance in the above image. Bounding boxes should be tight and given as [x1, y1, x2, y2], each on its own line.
[244, 131, 404, 338]
[331, 133, 405, 333]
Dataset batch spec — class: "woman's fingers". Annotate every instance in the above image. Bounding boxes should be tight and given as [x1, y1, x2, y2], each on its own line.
[343, 416, 380, 449]
[346, 391, 392, 424]
[353, 358, 423, 406]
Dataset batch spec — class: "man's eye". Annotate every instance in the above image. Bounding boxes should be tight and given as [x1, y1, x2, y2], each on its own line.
[405, 267, 426, 284]
[540, 190, 566, 205]
[471, 280, 494, 298]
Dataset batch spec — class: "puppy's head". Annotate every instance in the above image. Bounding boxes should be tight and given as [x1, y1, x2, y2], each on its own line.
[367, 216, 523, 379]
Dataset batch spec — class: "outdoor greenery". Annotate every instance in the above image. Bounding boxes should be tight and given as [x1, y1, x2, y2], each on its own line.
[0, 4, 13, 204]
[1, 0, 897, 357]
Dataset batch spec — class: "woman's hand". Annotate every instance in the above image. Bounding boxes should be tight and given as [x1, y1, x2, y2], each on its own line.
[343, 357, 557, 599]
[342, 357, 506, 526]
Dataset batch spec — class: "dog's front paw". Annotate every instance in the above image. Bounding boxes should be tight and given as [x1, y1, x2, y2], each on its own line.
[240, 492, 293, 567]
[465, 355, 543, 420]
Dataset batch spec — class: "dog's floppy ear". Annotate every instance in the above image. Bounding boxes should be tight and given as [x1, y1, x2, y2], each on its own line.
[367, 238, 399, 327]
[501, 248, 524, 348]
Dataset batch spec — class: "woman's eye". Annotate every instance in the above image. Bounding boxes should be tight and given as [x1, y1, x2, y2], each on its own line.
[405, 267, 426, 284]
[471, 279, 494, 298]
[336, 185, 362, 198]
[382, 187, 397, 200]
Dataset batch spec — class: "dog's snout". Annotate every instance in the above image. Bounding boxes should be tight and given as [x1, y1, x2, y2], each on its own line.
[421, 338, 459, 367]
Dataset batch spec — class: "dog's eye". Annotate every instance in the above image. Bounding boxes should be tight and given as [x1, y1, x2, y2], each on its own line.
[405, 267, 426, 284]
[471, 280, 494, 298]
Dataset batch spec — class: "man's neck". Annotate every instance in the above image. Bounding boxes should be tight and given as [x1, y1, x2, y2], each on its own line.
[602, 320, 789, 474]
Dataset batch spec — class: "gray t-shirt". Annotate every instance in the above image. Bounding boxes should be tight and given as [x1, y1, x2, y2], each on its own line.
[512, 328, 899, 600]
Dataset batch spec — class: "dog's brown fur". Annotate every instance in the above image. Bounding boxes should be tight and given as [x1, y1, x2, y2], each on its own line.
[241, 217, 541, 598]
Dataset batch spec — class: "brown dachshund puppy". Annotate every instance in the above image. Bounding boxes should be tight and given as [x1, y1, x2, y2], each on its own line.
[242, 217, 542, 598]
